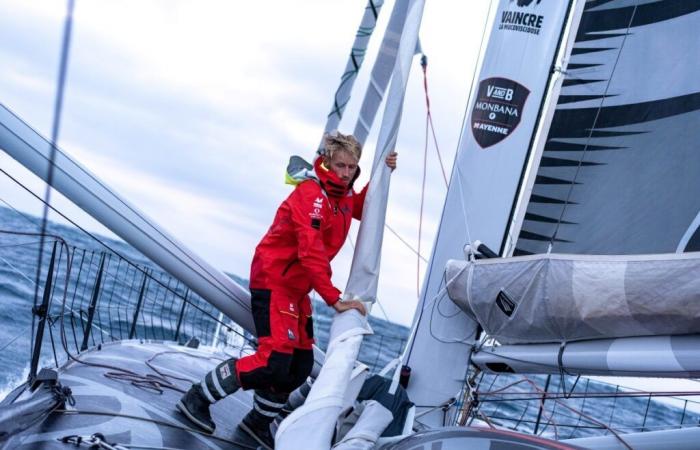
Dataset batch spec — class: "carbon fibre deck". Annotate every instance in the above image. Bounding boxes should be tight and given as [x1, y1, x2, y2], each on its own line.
[4, 340, 260, 449]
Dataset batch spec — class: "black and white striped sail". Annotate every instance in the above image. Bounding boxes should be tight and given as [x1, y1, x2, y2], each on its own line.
[406, 0, 700, 427]
[511, 0, 700, 256]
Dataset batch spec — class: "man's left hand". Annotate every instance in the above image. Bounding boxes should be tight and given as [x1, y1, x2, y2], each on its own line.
[385, 152, 398, 171]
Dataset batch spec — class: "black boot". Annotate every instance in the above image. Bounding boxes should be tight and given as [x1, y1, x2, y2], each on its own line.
[238, 390, 288, 449]
[177, 383, 216, 433]
[177, 358, 240, 434]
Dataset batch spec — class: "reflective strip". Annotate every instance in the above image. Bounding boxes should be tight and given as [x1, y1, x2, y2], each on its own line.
[254, 402, 280, 417]
[199, 380, 216, 404]
[210, 370, 227, 398]
[254, 394, 286, 409]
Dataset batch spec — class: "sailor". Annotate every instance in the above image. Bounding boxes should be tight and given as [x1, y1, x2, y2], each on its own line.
[177, 131, 397, 448]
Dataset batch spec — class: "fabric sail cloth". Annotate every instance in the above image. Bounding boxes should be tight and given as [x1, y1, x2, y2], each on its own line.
[445, 252, 700, 345]
[275, 309, 372, 449]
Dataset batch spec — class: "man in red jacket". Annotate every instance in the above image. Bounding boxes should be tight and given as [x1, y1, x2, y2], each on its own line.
[177, 132, 397, 448]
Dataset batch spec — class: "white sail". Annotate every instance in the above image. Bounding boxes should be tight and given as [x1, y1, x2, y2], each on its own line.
[403, 0, 579, 427]
[344, 0, 424, 303]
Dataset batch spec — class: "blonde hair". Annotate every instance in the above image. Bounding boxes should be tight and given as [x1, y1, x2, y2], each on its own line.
[323, 131, 362, 161]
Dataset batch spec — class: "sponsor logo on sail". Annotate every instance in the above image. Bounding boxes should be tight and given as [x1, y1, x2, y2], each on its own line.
[495, 290, 517, 317]
[471, 77, 530, 148]
[500, 0, 545, 35]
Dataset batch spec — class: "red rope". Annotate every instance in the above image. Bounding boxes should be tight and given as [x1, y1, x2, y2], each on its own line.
[417, 55, 449, 297]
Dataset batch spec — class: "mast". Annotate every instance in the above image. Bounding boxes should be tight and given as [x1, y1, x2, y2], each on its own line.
[277, 1, 426, 447]
[403, 0, 582, 427]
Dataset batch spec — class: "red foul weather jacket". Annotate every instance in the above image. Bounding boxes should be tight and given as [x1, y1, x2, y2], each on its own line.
[250, 158, 367, 305]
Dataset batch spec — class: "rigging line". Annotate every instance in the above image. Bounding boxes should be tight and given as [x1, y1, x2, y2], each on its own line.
[385, 222, 428, 263]
[0, 252, 39, 286]
[0, 323, 32, 353]
[31, 0, 75, 373]
[418, 86, 429, 298]
[548, 4, 640, 247]
[405, 0, 494, 362]
[0, 196, 41, 229]
[421, 55, 449, 188]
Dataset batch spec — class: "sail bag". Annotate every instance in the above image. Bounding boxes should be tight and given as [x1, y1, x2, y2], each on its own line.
[446, 252, 700, 344]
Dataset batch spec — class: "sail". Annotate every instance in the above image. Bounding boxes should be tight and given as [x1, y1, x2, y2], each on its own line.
[511, 1, 700, 256]
[0, 103, 255, 333]
[318, 0, 386, 152]
[344, 0, 424, 303]
[446, 252, 700, 344]
[352, 0, 411, 145]
[403, 0, 579, 426]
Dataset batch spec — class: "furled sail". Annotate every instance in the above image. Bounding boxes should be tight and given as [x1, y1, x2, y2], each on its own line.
[343, 0, 423, 303]
[446, 252, 700, 345]
[277, 0, 425, 447]
[403, 0, 579, 426]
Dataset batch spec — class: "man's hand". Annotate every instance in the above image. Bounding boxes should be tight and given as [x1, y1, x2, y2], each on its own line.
[333, 299, 367, 316]
[385, 151, 398, 171]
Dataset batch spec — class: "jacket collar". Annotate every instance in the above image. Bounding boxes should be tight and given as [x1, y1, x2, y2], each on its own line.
[313, 157, 360, 199]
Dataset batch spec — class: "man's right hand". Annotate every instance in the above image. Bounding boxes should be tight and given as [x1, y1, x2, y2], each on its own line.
[333, 299, 367, 316]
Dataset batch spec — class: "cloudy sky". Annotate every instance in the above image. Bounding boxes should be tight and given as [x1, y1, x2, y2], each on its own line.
[0, 0, 493, 326]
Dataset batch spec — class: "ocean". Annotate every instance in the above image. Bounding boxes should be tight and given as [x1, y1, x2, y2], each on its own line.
[0, 205, 697, 439]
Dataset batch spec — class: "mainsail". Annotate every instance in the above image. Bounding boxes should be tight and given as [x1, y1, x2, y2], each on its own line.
[403, 0, 579, 426]
[510, 0, 700, 256]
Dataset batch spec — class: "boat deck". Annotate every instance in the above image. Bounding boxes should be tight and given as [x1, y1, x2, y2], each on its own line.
[7, 340, 260, 449]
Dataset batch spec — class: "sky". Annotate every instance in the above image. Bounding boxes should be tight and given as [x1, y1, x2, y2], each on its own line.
[0, 0, 494, 326]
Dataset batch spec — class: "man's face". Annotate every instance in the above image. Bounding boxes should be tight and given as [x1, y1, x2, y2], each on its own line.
[327, 151, 358, 186]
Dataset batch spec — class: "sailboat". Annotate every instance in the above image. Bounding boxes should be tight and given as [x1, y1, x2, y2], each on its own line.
[2, 0, 700, 449]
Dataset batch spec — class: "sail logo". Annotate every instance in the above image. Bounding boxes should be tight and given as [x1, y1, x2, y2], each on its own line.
[495, 290, 517, 317]
[500, 0, 545, 35]
[471, 77, 530, 149]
